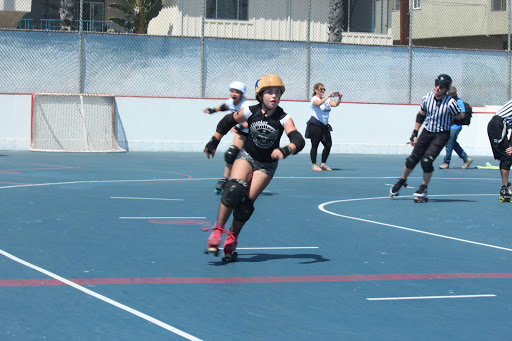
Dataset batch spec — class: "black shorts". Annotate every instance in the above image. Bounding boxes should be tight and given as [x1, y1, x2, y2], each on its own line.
[411, 129, 450, 161]
[487, 115, 512, 161]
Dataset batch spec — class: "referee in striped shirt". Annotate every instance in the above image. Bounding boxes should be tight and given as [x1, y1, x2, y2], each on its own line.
[487, 99, 512, 197]
[390, 74, 464, 199]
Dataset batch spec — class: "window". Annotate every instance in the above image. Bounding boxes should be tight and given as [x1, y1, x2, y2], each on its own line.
[74, 0, 106, 31]
[206, 0, 248, 20]
[394, 0, 421, 10]
[492, 0, 506, 11]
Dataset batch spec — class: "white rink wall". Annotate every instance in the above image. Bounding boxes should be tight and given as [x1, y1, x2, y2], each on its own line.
[0, 94, 497, 156]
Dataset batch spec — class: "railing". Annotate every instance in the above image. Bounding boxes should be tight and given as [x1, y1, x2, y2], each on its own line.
[17, 19, 113, 32]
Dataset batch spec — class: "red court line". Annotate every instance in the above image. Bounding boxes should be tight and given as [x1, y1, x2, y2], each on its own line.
[1, 273, 512, 287]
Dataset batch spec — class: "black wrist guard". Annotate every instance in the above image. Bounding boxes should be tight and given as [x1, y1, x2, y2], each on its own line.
[204, 136, 220, 153]
[279, 146, 293, 158]
[410, 129, 418, 143]
[416, 112, 425, 124]
[206, 107, 216, 114]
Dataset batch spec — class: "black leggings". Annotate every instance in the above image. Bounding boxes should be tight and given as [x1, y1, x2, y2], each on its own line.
[308, 123, 332, 164]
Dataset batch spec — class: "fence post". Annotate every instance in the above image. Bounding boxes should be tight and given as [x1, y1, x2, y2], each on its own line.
[508, 0, 511, 99]
[407, 0, 413, 104]
[78, 0, 83, 93]
[200, 0, 206, 98]
[305, 0, 311, 100]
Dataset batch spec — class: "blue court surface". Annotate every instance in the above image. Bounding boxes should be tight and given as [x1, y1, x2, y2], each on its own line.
[1, 151, 511, 340]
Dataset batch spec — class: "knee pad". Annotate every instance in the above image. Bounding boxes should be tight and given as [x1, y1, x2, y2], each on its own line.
[405, 156, 419, 169]
[233, 198, 254, 223]
[224, 145, 240, 165]
[421, 155, 434, 173]
[221, 179, 248, 208]
[500, 159, 512, 170]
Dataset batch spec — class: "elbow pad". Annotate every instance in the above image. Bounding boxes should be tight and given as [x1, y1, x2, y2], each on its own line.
[416, 112, 425, 124]
[288, 130, 305, 154]
[216, 114, 238, 135]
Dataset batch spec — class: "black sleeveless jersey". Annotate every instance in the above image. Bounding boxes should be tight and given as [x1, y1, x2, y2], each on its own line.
[243, 104, 290, 163]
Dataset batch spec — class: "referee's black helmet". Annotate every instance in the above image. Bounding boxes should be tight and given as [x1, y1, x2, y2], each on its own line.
[435, 74, 452, 89]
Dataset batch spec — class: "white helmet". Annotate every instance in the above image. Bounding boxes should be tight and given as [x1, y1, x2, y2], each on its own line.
[229, 81, 246, 96]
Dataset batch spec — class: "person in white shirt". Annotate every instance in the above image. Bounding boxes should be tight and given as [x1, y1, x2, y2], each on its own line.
[304, 82, 342, 171]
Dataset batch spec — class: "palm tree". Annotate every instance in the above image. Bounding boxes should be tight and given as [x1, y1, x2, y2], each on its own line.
[328, 0, 346, 43]
[108, 0, 163, 34]
[59, 0, 75, 31]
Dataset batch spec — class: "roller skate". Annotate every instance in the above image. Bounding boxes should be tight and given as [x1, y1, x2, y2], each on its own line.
[203, 225, 226, 256]
[214, 177, 228, 195]
[413, 184, 429, 203]
[499, 183, 512, 202]
[389, 178, 408, 197]
[222, 232, 238, 262]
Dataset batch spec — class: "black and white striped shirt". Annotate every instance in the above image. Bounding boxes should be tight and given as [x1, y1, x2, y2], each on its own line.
[496, 99, 512, 130]
[420, 92, 461, 132]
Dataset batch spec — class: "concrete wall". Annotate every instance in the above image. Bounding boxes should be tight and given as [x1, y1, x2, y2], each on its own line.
[0, 93, 496, 156]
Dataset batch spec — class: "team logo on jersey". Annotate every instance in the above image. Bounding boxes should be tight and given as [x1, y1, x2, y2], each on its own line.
[250, 120, 278, 149]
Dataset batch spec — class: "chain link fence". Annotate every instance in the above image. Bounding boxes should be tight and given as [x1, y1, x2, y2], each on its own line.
[0, 0, 511, 105]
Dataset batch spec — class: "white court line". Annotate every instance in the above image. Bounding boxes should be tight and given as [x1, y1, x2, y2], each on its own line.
[367, 294, 497, 301]
[237, 246, 319, 250]
[319, 195, 512, 252]
[0, 176, 498, 190]
[0, 248, 202, 341]
[120, 217, 206, 219]
[111, 197, 184, 201]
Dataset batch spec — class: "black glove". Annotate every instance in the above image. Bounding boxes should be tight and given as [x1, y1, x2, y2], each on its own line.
[204, 136, 220, 154]
[410, 129, 418, 143]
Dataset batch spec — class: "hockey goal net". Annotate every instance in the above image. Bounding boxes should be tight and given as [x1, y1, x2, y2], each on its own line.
[30, 93, 126, 152]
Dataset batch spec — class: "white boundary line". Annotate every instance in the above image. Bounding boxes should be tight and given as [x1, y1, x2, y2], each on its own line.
[0, 176, 499, 190]
[237, 247, 319, 250]
[120, 217, 206, 220]
[367, 294, 496, 301]
[0, 248, 202, 341]
[319, 195, 512, 252]
[111, 197, 184, 201]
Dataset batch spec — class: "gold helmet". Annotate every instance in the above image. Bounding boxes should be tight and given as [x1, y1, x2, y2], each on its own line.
[254, 74, 285, 100]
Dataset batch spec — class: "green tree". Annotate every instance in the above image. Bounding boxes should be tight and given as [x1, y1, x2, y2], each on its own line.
[108, 0, 163, 34]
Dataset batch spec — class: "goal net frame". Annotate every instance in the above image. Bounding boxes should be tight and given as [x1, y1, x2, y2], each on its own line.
[29, 93, 126, 152]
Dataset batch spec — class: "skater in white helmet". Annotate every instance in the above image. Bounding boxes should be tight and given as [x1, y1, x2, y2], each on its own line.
[203, 81, 251, 194]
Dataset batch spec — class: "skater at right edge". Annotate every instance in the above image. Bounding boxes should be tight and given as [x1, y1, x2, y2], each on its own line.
[203, 74, 305, 260]
[389, 74, 465, 201]
[487, 99, 512, 201]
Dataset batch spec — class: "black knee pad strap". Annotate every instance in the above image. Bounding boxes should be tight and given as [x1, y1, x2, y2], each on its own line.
[221, 179, 248, 208]
[224, 145, 240, 165]
[233, 198, 254, 222]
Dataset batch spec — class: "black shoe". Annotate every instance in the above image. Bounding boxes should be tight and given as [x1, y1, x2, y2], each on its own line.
[414, 184, 428, 197]
[500, 183, 512, 197]
[390, 178, 407, 196]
